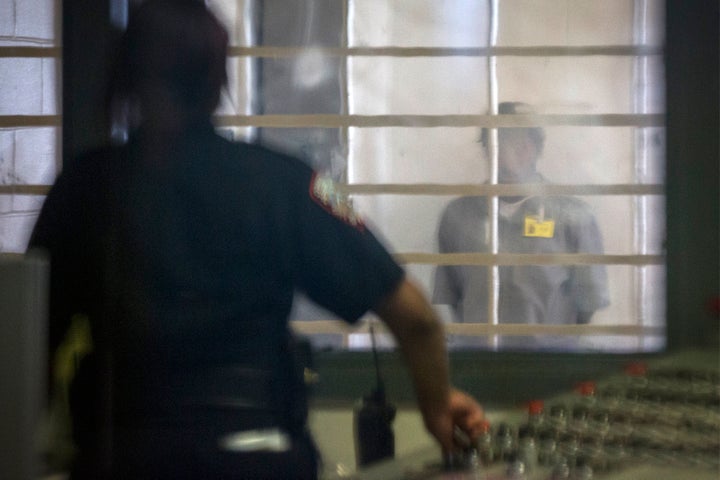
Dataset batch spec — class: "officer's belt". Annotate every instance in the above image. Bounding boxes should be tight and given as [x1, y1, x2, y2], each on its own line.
[113, 365, 286, 428]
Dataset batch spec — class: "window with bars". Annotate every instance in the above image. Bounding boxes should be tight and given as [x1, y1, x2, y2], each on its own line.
[0, 0, 61, 254]
[2, 0, 666, 354]
[209, 0, 666, 353]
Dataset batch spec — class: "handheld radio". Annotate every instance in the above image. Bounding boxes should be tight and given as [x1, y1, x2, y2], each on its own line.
[353, 323, 396, 467]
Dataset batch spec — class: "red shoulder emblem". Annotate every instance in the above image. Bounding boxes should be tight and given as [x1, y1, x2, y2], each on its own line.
[309, 173, 365, 231]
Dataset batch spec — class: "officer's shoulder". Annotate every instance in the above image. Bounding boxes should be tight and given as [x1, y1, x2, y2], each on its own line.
[71, 144, 120, 166]
[231, 141, 313, 179]
[60, 145, 124, 184]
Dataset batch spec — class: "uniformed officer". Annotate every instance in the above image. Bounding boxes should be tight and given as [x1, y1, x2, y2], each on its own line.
[29, 1, 485, 478]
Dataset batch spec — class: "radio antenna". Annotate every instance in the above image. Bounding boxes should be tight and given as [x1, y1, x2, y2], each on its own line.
[370, 322, 384, 395]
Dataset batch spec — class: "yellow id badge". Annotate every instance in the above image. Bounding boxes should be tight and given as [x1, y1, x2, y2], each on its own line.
[524, 216, 555, 238]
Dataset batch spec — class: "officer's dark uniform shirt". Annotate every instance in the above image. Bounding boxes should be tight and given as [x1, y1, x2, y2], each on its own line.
[29, 123, 404, 450]
[432, 189, 610, 350]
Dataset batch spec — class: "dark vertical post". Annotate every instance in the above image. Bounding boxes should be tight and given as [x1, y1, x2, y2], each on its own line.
[62, 0, 117, 163]
[665, 1, 720, 350]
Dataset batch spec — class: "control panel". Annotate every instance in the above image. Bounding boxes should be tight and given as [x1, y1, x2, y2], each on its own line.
[338, 353, 720, 480]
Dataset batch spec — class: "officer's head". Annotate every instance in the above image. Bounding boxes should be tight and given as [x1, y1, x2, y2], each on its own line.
[109, 0, 229, 131]
[479, 102, 546, 183]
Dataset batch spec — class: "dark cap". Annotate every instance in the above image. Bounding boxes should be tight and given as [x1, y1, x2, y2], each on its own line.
[479, 101, 546, 150]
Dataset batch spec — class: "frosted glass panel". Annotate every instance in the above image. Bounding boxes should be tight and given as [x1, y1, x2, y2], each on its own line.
[0, 59, 59, 115]
[0, 3, 14, 39]
[0, 211, 39, 253]
[496, 0, 635, 46]
[0, 194, 45, 215]
[497, 57, 636, 113]
[208, 0, 250, 46]
[350, 0, 490, 47]
[217, 56, 254, 115]
[349, 126, 664, 186]
[14, 0, 56, 41]
[349, 1, 665, 48]
[347, 56, 664, 115]
[0, 0, 57, 46]
[349, 57, 487, 115]
[0, 0, 60, 253]
[3, 128, 58, 185]
[349, 127, 485, 184]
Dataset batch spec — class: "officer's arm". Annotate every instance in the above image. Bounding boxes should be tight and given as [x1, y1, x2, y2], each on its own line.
[373, 278, 484, 451]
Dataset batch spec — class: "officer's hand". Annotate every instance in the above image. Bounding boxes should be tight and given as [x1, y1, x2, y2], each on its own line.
[423, 387, 485, 453]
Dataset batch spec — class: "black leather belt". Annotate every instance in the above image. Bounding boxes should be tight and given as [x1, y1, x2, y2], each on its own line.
[112, 365, 286, 430]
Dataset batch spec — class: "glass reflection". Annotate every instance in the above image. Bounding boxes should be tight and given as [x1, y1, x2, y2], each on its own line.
[217, 0, 666, 353]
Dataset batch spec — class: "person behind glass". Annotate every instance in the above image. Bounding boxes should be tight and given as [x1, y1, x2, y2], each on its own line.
[29, 1, 484, 479]
[432, 101, 610, 350]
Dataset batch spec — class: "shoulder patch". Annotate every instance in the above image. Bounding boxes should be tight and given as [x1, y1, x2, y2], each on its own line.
[309, 173, 365, 231]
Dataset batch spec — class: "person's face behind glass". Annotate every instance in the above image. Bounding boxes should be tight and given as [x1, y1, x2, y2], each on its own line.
[496, 128, 540, 184]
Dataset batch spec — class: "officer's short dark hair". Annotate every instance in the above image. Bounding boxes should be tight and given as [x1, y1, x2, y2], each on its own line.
[479, 101, 546, 151]
[108, 0, 229, 116]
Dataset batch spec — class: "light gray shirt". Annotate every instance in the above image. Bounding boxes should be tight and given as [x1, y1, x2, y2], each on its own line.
[432, 193, 610, 350]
